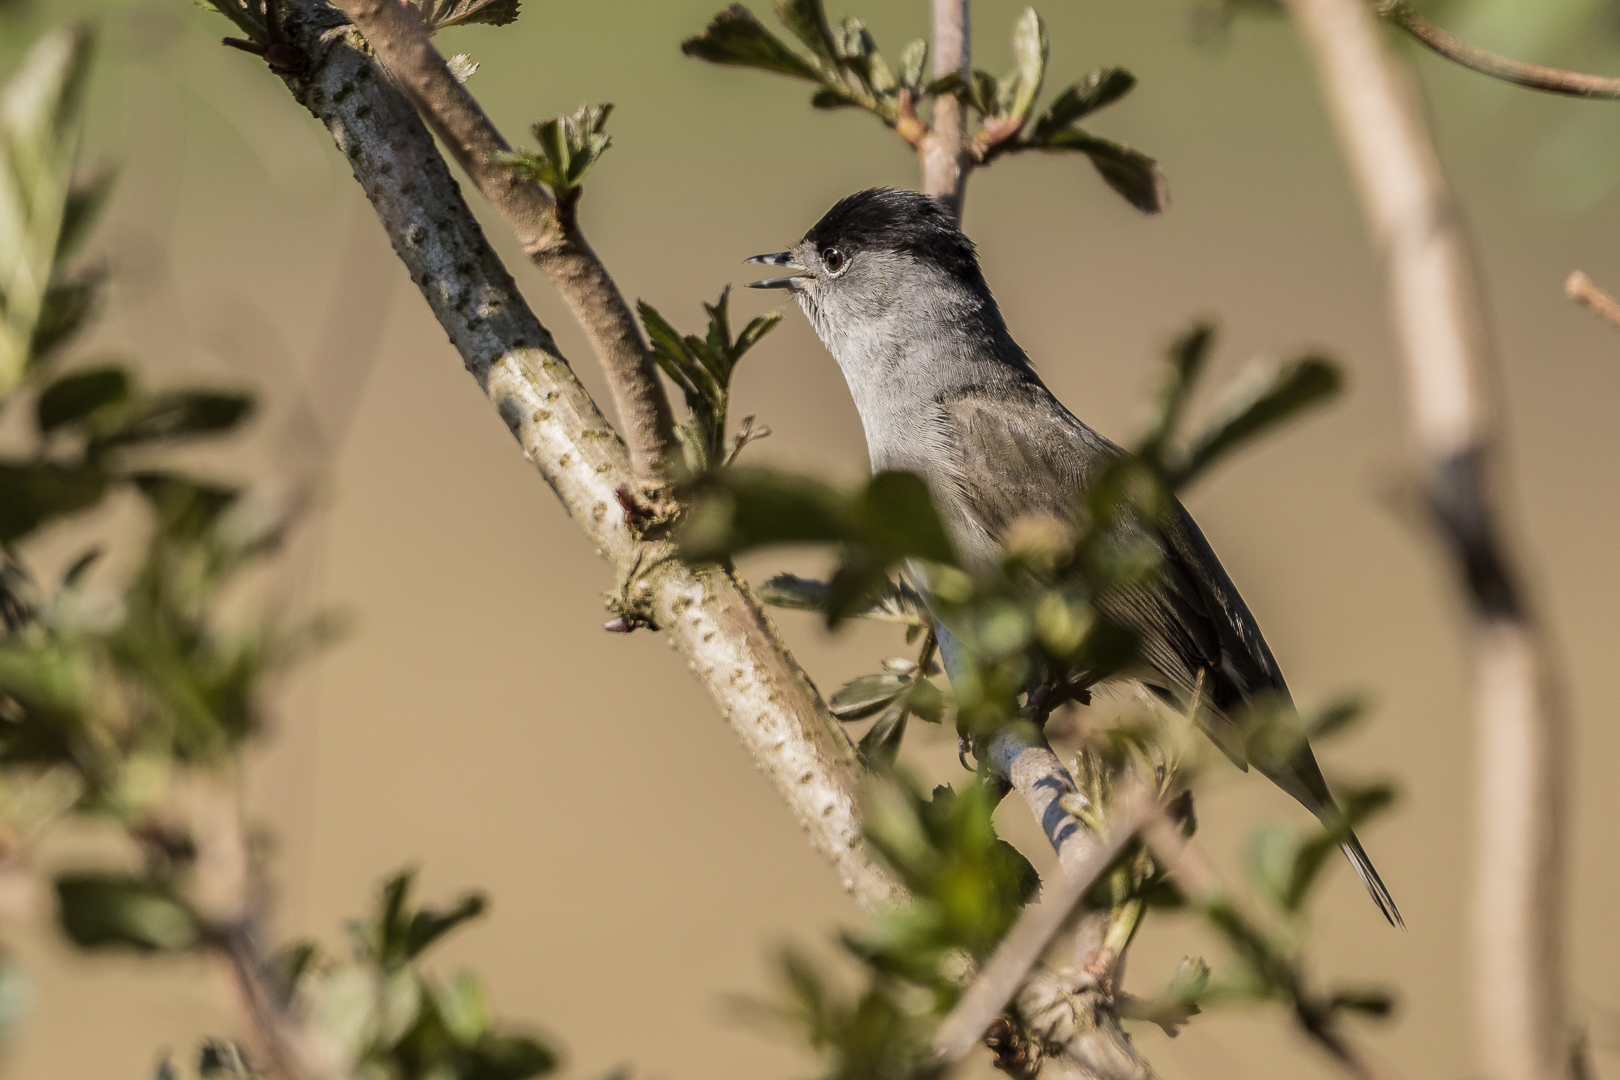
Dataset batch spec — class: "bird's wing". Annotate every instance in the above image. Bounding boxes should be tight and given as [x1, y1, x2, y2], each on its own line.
[927, 389, 1289, 774]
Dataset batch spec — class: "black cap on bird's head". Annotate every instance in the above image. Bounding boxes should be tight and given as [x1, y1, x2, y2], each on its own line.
[746, 188, 986, 294]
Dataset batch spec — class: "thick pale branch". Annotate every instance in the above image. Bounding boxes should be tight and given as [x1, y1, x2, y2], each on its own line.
[922, 0, 972, 219]
[1285, 3, 1566, 1078]
[331, 0, 676, 475]
[1377, 1, 1620, 100]
[279, 15, 900, 911]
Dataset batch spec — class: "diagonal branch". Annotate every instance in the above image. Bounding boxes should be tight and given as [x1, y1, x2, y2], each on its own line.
[1285, 3, 1567, 1079]
[331, 0, 676, 475]
[272, 10, 901, 911]
[934, 788, 1153, 1064]
[1376, 1, 1620, 100]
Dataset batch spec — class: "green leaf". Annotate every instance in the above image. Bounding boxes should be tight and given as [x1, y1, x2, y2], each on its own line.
[1305, 695, 1365, 742]
[679, 469, 849, 560]
[56, 163, 115, 263]
[0, 461, 106, 544]
[36, 364, 128, 433]
[1031, 67, 1136, 140]
[0, 28, 96, 395]
[446, 53, 480, 83]
[1042, 131, 1168, 214]
[435, 970, 494, 1044]
[905, 678, 944, 723]
[774, 0, 839, 66]
[29, 270, 102, 365]
[857, 698, 908, 768]
[405, 890, 487, 960]
[56, 873, 201, 952]
[1177, 356, 1342, 486]
[1005, 8, 1048, 123]
[1245, 821, 1295, 909]
[466, 1032, 559, 1080]
[1329, 988, 1395, 1017]
[91, 389, 255, 449]
[412, 0, 522, 31]
[496, 103, 612, 195]
[830, 672, 909, 720]
[859, 471, 955, 565]
[128, 471, 240, 538]
[682, 4, 823, 81]
[1142, 322, 1214, 457]
[898, 39, 927, 95]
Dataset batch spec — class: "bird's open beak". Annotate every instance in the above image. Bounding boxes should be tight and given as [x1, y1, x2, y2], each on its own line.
[746, 251, 807, 290]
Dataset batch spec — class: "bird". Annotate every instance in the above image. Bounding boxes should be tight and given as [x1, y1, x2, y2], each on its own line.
[747, 187, 1401, 926]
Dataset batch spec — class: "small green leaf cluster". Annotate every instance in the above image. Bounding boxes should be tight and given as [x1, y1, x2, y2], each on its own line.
[683, 4, 1169, 213]
[639, 287, 780, 476]
[277, 870, 558, 1080]
[492, 103, 613, 200]
[750, 775, 1035, 1080]
[683, 1, 938, 125]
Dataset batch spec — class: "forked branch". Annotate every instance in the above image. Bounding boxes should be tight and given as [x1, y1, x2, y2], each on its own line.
[269, 11, 900, 910]
[333, 0, 676, 475]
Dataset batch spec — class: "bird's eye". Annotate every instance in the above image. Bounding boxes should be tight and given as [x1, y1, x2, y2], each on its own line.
[821, 247, 844, 272]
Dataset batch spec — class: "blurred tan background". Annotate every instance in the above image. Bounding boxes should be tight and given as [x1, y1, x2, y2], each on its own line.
[2, 0, 1618, 1076]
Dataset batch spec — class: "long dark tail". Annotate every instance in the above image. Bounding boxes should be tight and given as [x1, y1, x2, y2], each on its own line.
[1341, 831, 1403, 928]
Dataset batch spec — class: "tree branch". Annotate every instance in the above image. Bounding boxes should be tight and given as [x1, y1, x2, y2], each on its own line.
[1285, 3, 1567, 1078]
[1564, 270, 1620, 331]
[330, 0, 677, 476]
[977, 725, 1154, 1078]
[934, 790, 1152, 1064]
[1376, 1, 1620, 101]
[921, 0, 972, 220]
[274, 10, 901, 911]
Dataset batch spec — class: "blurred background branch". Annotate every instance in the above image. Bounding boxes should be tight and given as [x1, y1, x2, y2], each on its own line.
[1287, 2, 1568, 1079]
[1376, 1, 1620, 101]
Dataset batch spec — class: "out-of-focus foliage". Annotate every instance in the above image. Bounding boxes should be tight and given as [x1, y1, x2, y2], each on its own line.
[742, 774, 1033, 1080]
[0, 33, 565, 1080]
[683, 2, 1168, 212]
[270, 870, 558, 1080]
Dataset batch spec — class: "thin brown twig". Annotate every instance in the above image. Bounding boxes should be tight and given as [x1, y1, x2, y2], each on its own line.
[932, 789, 1153, 1063]
[331, 0, 676, 476]
[1376, 1, 1620, 100]
[1565, 270, 1620, 331]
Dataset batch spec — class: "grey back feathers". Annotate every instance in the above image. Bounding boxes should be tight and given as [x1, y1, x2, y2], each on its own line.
[774, 188, 1401, 926]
